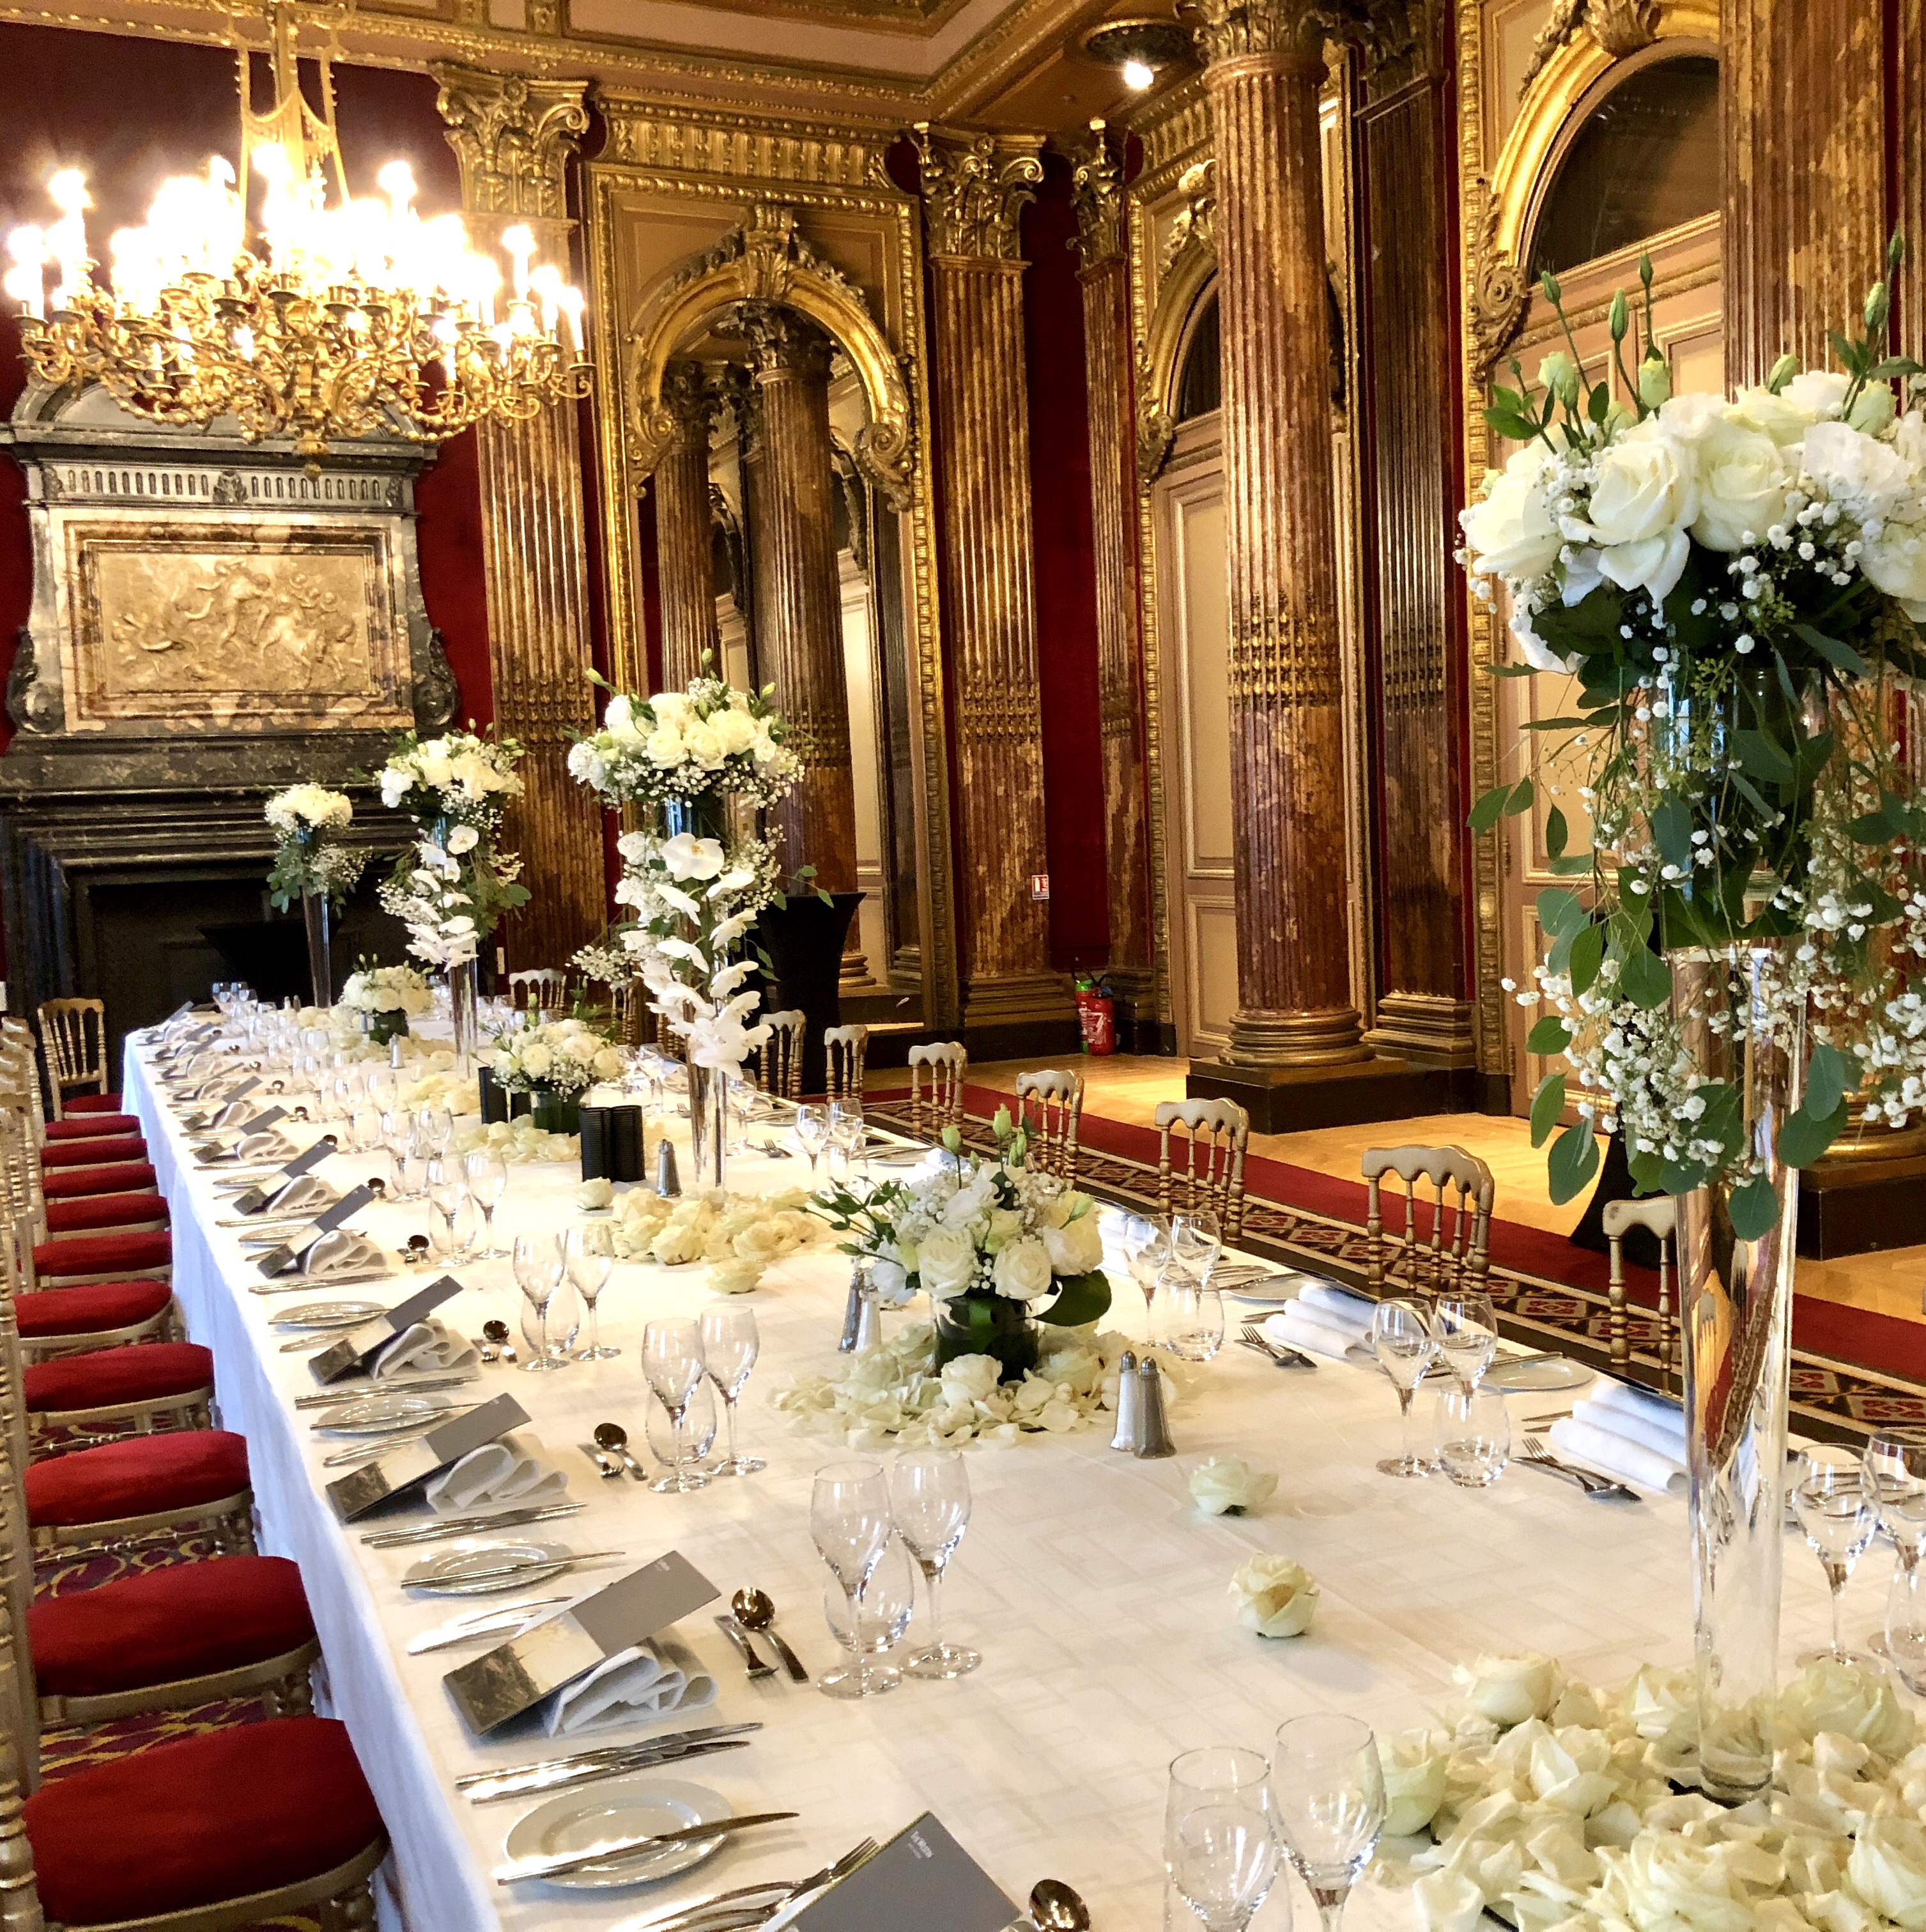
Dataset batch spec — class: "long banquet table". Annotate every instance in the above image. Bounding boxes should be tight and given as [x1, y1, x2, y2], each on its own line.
[124, 1038, 1853, 1931]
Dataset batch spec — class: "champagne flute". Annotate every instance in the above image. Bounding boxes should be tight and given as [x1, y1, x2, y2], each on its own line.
[1121, 1213, 1172, 1319]
[1371, 1298, 1436, 1478]
[415, 1101, 454, 1158]
[698, 1304, 764, 1475]
[424, 1156, 471, 1262]
[1794, 1456, 1881, 1666]
[1433, 1291, 1498, 1393]
[564, 1222, 617, 1360]
[461, 1148, 508, 1258]
[1865, 1429, 1926, 1665]
[794, 1103, 829, 1184]
[1272, 1713, 1386, 1932]
[889, 1447, 978, 1678]
[828, 1100, 865, 1182]
[811, 1457, 893, 1698]
[511, 1232, 566, 1374]
[642, 1318, 709, 1492]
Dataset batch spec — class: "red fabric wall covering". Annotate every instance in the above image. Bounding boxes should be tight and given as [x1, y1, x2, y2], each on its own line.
[1021, 155, 1111, 971]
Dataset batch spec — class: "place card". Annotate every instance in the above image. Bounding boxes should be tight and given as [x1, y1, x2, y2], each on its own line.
[443, 1552, 720, 1734]
[305, 1273, 468, 1383]
[789, 1814, 1015, 1932]
[254, 1184, 373, 1280]
[227, 1135, 337, 1215]
[325, 1392, 530, 1521]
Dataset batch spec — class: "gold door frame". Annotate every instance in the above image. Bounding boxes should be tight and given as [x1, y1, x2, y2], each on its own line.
[583, 100, 958, 1030]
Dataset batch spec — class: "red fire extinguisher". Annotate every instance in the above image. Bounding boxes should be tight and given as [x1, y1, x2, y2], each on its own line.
[1075, 973, 1118, 1055]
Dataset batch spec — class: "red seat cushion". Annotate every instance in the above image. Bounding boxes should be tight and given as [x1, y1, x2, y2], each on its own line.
[24, 1430, 248, 1527]
[24, 1342, 212, 1414]
[14, 1278, 171, 1340]
[24, 1717, 380, 1924]
[44, 1114, 141, 1140]
[43, 1134, 145, 1168]
[43, 1192, 169, 1235]
[42, 1159, 157, 1199]
[63, 1092, 123, 1114]
[33, 1229, 172, 1280]
[30, 1554, 312, 1699]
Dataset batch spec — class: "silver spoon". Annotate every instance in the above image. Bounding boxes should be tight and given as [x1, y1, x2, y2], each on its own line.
[1029, 1880, 1091, 1931]
[482, 1319, 516, 1365]
[594, 1422, 648, 1482]
[731, 1588, 810, 1682]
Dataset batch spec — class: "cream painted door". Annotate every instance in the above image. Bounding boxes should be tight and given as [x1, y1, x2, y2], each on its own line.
[1155, 422, 1241, 1059]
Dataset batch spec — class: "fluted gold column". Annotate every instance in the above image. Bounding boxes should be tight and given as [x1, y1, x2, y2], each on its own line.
[436, 67, 606, 970]
[737, 304, 859, 903]
[1191, 4, 1366, 1066]
[656, 361, 721, 691]
[914, 125, 1072, 1050]
[1068, 121, 1153, 1031]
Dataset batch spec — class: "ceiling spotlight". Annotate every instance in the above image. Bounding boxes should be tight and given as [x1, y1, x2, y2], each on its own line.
[1081, 17, 1192, 93]
[1123, 57, 1156, 89]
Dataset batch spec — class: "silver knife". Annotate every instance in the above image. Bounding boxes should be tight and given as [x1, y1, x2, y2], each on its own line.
[454, 1722, 762, 1791]
[494, 1811, 797, 1885]
[463, 1735, 755, 1802]
[405, 1597, 571, 1655]
[361, 1501, 582, 1545]
[302, 1374, 477, 1411]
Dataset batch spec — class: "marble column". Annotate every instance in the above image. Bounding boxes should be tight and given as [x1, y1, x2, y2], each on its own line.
[1068, 120, 1154, 1038]
[435, 66, 607, 972]
[1190, 2, 1367, 1066]
[736, 305, 860, 908]
[913, 124, 1074, 1052]
[655, 360, 721, 692]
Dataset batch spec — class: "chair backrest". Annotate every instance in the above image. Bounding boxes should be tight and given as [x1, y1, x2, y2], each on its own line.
[1361, 1144, 1494, 1298]
[507, 969, 567, 1014]
[1603, 1195, 1678, 1392]
[906, 1042, 967, 1137]
[0, 1294, 36, 1797]
[755, 1011, 806, 1103]
[36, 999, 108, 1119]
[1153, 1098, 1249, 1243]
[1014, 1069, 1083, 1183]
[823, 1025, 868, 1104]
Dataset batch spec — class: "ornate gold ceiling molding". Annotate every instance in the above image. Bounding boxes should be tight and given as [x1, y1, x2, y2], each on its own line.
[625, 203, 915, 509]
[595, 96, 890, 187]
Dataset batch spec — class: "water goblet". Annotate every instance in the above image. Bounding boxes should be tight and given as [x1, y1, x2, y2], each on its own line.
[698, 1304, 764, 1475]
[811, 1457, 897, 1699]
[820, 1535, 914, 1700]
[461, 1149, 509, 1258]
[1794, 1455, 1882, 1667]
[889, 1446, 978, 1678]
[511, 1233, 567, 1375]
[1166, 1748, 1280, 1932]
[1370, 1298, 1437, 1479]
[349, 1100, 385, 1156]
[1272, 1713, 1385, 1932]
[1171, 1209, 1222, 1283]
[366, 1067, 398, 1113]
[641, 1318, 709, 1492]
[1121, 1213, 1172, 1319]
[1433, 1291, 1498, 1393]
[646, 1377, 718, 1473]
[1433, 1386, 1510, 1487]
[794, 1103, 830, 1183]
[1162, 1274, 1226, 1361]
[564, 1223, 618, 1360]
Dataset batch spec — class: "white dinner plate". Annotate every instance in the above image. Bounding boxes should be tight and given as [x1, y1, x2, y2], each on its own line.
[503, 1777, 730, 1890]
[1485, 1354, 1595, 1393]
[312, 1392, 461, 1434]
[270, 1300, 387, 1330]
[404, 1539, 574, 1595]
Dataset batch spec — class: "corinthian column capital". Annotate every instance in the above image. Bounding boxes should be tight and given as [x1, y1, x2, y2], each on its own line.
[659, 360, 722, 452]
[432, 66, 590, 228]
[910, 125, 1045, 263]
[1189, 0, 1324, 66]
[735, 302, 836, 386]
[1067, 119, 1125, 272]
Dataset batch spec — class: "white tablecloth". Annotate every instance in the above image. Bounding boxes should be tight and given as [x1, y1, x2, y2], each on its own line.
[124, 1040, 1850, 1932]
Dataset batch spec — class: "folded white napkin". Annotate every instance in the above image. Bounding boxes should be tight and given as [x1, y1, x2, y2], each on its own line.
[374, 1319, 479, 1378]
[1265, 1305, 1366, 1361]
[1548, 1415, 1686, 1496]
[425, 1429, 567, 1514]
[541, 1637, 718, 1737]
[270, 1174, 338, 1215]
[1294, 1283, 1378, 1334]
[300, 1230, 382, 1278]
[233, 1130, 293, 1163]
[209, 1098, 259, 1129]
[1582, 1381, 1687, 1459]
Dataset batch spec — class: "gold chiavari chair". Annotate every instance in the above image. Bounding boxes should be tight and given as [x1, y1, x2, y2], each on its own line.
[905, 1043, 966, 1139]
[1014, 1069, 1083, 1182]
[1153, 1098, 1249, 1243]
[1604, 1195, 1679, 1393]
[755, 1010, 806, 1103]
[1361, 1144, 1494, 1298]
[824, 1024, 868, 1105]
[35, 999, 112, 1121]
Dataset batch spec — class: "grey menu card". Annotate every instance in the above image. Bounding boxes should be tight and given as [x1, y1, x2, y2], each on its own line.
[792, 1814, 1016, 1932]
[307, 1273, 466, 1384]
[229, 1135, 339, 1215]
[325, 1392, 530, 1520]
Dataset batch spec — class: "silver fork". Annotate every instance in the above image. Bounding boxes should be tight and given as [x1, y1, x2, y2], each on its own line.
[1238, 1322, 1314, 1370]
[620, 1837, 880, 1932]
[1520, 1432, 1638, 1501]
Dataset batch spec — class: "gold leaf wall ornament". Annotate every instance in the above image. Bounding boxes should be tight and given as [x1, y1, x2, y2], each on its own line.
[626, 202, 916, 513]
[1067, 119, 1126, 272]
[909, 125, 1044, 261]
[431, 68, 591, 227]
[1465, 191, 1530, 382]
[1160, 158, 1217, 288]
[1519, 0, 1659, 91]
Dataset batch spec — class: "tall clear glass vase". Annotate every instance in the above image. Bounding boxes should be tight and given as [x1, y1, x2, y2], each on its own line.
[449, 958, 480, 1070]
[301, 893, 332, 1008]
[1668, 940, 1802, 1804]
[686, 1059, 727, 1190]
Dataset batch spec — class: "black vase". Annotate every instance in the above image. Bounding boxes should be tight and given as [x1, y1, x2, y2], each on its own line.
[477, 1066, 532, 1126]
[933, 1294, 1040, 1384]
[581, 1103, 645, 1182]
[753, 891, 862, 1096]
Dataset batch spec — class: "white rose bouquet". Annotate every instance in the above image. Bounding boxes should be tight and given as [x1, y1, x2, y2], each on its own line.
[339, 960, 431, 1045]
[264, 785, 366, 912]
[489, 1013, 627, 1099]
[566, 675, 798, 811]
[1463, 239, 1926, 1225]
[373, 729, 530, 970]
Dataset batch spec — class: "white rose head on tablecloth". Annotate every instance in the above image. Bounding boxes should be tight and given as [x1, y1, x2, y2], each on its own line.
[606, 1183, 822, 1285]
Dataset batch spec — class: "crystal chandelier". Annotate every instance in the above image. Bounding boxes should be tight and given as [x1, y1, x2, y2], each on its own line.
[0, 3, 589, 464]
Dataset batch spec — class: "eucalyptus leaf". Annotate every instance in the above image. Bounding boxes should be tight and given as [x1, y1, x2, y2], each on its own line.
[1547, 1121, 1601, 1205]
[1546, 806, 1568, 861]
[1733, 728, 1795, 788]
[1778, 1098, 1851, 1169]
[1568, 922, 1605, 997]
[1796, 622, 1868, 678]
[1618, 946, 1672, 1011]
[1805, 1041, 1849, 1120]
[1536, 886, 1589, 940]
[1530, 1071, 1566, 1149]
[1468, 784, 1513, 834]
[1527, 1015, 1572, 1056]
[1727, 1174, 1781, 1241]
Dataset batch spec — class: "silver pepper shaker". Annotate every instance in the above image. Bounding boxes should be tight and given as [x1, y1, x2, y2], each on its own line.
[1110, 1348, 1141, 1452]
[1134, 1354, 1176, 1458]
[654, 1135, 681, 1198]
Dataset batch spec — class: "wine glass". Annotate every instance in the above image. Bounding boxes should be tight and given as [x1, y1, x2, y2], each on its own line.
[511, 1232, 566, 1374]
[1121, 1213, 1172, 1319]
[794, 1103, 829, 1184]
[1171, 1209, 1222, 1284]
[1272, 1713, 1385, 1932]
[646, 1376, 717, 1474]
[424, 1156, 472, 1262]
[1162, 1274, 1226, 1361]
[1433, 1386, 1510, 1487]
[698, 1304, 764, 1475]
[889, 1447, 978, 1679]
[1166, 1748, 1280, 1932]
[820, 1535, 914, 1700]
[811, 1457, 893, 1699]
[1370, 1299, 1436, 1479]
[642, 1318, 709, 1493]
[564, 1222, 617, 1360]
[1794, 1456, 1882, 1666]
[415, 1102, 454, 1158]
[1432, 1292, 1498, 1393]
[461, 1149, 508, 1258]
[383, 1111, 421, 1201]
[1865, 1430, 1926, 1663]
[828, 1100, 865, 1182]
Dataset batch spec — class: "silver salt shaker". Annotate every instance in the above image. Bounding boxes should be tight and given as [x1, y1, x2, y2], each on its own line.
[1134, 1354, 1176, 1458]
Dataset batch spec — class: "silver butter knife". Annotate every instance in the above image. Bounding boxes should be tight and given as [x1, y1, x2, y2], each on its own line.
[455, 1722, 762, 1793]
[463, 1735, 754, 1803]
[362, 1501, 582, 1546]
[494, 1811, 797, 1885]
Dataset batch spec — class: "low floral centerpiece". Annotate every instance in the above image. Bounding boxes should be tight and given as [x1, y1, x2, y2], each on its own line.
[488, 1012, 626, 1133]
[339, 960, 432, 1047]
[812, 1149, 1113, 1380]
[605, 1183, 823, 1292]
[264, 784, 367, 1006]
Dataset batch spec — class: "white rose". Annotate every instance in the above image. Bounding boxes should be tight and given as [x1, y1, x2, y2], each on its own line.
[645, 726, 685, 767]
[419, 751, 454, 790]
[1779, 1659, 1916, 1759]
[1894, 409, 1926, 470]
[916, 1225, 979, 1300]
[711, 707, 757, 756]
[992, 1236, 1054, 1302]
[943, 1178, 996, 1229]
[1730, 383, 1819, 446]
[1453, 1653, 1562, 1728]
[520, 1043, 554, 1078]
[1621, 1664, 1698, 1765]
[652, 1222, 705, 1265]
[380, 769, 410, 809]
[1599, 1830, 1784, 1932]
[1785, 369, 1852, 421]
[982, 1206, 1025, 1254]
[1690, 416, 1792, 551]
[661, 832, 727, 882]
[1378, 1733, 1450, 1837]
[682, 721, 724, 769]
[1846, 1818, 1926, 1928]
[1459, 445, 1562, 583]
[1575, 420, 1697, 599]
[574, 1177, 613, 1210]
[652, 691, 690, 725]
[445, 824, 480, 855]
[559, 1033, 598, 1064]
[1861, 521, 1926, 604]
[709, 1258, 765, 1294]
[592, 1048, 627, 1080]
[1228, 1554, 1318, 1638]
[938, 1354, 1001, 1403]
[1802, 420, 1916, 521]
[1040, 1213, 1104, 1276]
[1188, 1455, 1277, 1517]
